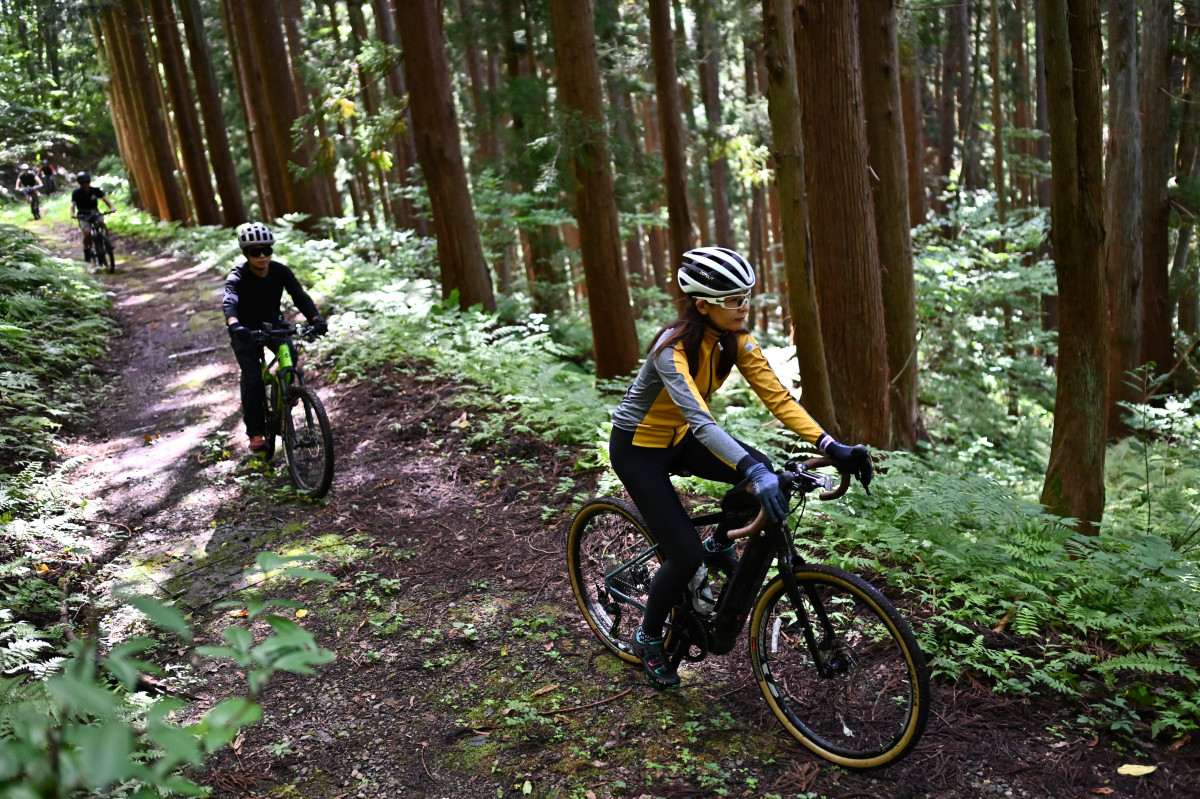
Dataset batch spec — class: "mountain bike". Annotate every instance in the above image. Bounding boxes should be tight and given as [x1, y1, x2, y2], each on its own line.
[19, 186, 40, 219]
[255, 323, 334, 499]
[567, 457, 930, 769]
[80, 211, 116, 273]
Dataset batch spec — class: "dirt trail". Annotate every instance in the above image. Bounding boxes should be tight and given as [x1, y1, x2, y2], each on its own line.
[51, 231, 1200, 799]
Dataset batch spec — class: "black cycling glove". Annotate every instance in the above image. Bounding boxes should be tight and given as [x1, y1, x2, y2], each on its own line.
[227, 322, 252, 343]
[818, 435, 874, 493]
[309, 315, 328, 336]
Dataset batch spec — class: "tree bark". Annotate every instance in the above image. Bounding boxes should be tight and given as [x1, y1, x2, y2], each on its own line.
[899, 28, 925, 226]
[1040, 0, 1107, 531]
[1140, 0, 1174, 377]
[860, 0, 922, 448]
[1103, 0, 1143, 440]
[398, 0, 496, 311]
[796, 0, 891, 447]
[649, 0, 691, 298]
[762, 0, 835, 431]
[696, 0, 732, 248]
[548, 0, 640, 379]
[146, 0, 220, 225]
[177, 0, 246, 226]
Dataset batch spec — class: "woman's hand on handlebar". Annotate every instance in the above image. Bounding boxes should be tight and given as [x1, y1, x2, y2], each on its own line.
[819, 437, 873, 493]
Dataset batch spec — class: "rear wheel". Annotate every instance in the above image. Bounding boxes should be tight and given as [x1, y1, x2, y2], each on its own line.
[260, 379, 279, 462]
[283, 386, 333, 498]
[566, 498, 660, 664]
[748, 564, 929, 769]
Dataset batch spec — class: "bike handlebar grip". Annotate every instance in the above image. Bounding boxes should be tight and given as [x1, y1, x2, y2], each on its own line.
[801, 456, 852, 500]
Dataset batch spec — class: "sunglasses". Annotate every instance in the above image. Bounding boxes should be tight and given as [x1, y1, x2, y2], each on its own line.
[244, 246, 273, 258]
[704, 294, 750, 310]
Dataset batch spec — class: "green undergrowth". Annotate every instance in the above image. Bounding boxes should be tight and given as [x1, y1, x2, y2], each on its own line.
[0, 224, 116, 464]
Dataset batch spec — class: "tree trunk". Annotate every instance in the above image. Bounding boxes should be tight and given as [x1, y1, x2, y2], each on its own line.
[1040, 0, 1107, 531]
[1034, 0, 1058, 354]
[988, 0, 1005, 221]
[548, 0, 640, 379]
[282, 0, 341, 219]
[936, 4, 961, 217]
[860, 0, 922, 449]
[649, 0, 691, 298]
[177, 0, 246, 226]
[899, 28, 926, 226]
[797, 0, 890, 447]
[120, 0, 188, 222]
[146, 0, 220, 225]
[398, 0, 496, 311]
[1141, 0, 1174, 377]
[222, 0, 279, 219]
[763, 0, 835, 431]
[696, 0, 732, 248]
[1103, 0, 1143, 440]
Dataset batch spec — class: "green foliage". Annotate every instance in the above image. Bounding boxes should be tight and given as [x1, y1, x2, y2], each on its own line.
[0, 226, 116, 465]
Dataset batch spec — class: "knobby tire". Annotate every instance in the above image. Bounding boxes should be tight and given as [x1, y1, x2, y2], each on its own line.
[748, 563, 929, 769]
[283, 386, 333, 498]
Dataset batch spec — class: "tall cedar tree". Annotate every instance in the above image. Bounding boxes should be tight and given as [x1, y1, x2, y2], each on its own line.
[1041, 0, 1107, 530]
[796, 0, 891, 448]
[1104, 0, 1143, 439]
[761, 0, 835, 431]
[860, 0, 923, 448]
[696, 0, 733, 248]
[145, 0, 220, 225]
[547, 0, 640, 379]
[176, 0, 246, 226]
[1141, 0, 1174, 379]
[649, 0, 692, 298]
[398, 0, 496, 311]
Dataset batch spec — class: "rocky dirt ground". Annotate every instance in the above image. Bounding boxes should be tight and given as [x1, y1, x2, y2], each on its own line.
[40, 226, 1200, 798]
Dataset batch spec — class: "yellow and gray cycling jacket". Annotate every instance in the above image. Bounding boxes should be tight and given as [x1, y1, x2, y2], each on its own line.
[611, 325, 827, 474]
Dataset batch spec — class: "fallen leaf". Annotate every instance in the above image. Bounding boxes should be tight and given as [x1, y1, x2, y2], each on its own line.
[228, 609, 249, 618]
[544, 642, 554, 651]
[1117, 764, 1157, 777]
[143, 434, 153, 444]
[453, 412, 468, 428]
[533, 684, 559, 697]
[1088, 790, 1114, 796]
[34, 563, 50, 575]
[372, 478, 395, 489]
[1167, 735, 1190, 752]
[295, 608, 308, 618]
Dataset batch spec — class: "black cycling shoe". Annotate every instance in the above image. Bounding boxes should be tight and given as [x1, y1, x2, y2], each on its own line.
[703, 537, 739, 576]
[631, 627, 680, 689]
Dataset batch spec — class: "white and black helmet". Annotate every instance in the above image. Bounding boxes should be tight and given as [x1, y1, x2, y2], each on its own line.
[677, 247, 756, 298]
[237, 222, 274, 248]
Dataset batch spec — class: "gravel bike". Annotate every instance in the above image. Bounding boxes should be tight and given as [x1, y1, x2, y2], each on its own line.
[567, 457, 930, 769]
[255, 323, 334, 499]
[79, 210, 116, 272]
[18, 185, 40, 219]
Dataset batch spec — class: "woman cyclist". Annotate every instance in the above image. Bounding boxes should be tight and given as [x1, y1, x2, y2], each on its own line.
[609, 246, 873, 688]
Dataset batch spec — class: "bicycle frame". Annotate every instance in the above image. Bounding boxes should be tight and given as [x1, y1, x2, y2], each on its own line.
[604, 467, 850, 669]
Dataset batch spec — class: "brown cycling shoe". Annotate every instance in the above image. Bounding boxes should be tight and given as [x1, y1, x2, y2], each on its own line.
[248, 435, 267, 452]
[631, 627, 680, 689]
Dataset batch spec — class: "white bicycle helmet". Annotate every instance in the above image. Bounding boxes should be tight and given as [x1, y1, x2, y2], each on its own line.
[677, 247, 756, 298]
[237, 222, 275, 248]
[18, 164, 30, 171]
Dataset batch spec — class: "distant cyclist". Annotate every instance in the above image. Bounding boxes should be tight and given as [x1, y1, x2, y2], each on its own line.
[39, 158, 57, 193]
[14, 164, 42, 217]
[70, 172, 116, 262]
[223, 223, 327, 453]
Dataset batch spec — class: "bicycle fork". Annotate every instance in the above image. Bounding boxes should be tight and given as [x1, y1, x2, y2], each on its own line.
[777, 551, 850, 680]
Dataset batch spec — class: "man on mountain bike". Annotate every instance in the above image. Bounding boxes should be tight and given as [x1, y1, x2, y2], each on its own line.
[14, 164, 42, 217]
[70, 172, 116, 261]
[223, 223, 327, 453]
[39, 158, 57, 193]
[609, 247, 874, 689]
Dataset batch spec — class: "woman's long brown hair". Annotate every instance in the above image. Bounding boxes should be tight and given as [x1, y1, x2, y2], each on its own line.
[650, 298, 744, 380]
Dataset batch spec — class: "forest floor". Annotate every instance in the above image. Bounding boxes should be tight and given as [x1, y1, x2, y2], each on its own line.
[33, 220, 1200, 799]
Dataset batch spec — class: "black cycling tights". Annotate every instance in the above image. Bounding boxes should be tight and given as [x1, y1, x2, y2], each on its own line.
[609, 427, 770, 640]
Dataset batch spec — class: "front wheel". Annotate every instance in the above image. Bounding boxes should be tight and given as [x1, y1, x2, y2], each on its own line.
[282, 386, 333, 498]
[101, 233, 115, 272]
[566, 498, 660, 664]
[749, 564, 929, 769]
[260, 378, 279, 462]
[30, 194, 39, 219]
